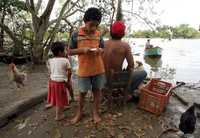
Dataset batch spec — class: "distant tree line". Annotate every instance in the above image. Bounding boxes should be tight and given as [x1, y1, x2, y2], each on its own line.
[132, 24, 200, 39]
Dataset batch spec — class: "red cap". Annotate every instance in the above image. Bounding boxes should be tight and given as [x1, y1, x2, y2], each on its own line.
[111, 21, 126, 37]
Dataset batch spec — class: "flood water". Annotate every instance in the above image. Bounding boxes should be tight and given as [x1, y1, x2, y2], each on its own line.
[126, 38, 200, 83]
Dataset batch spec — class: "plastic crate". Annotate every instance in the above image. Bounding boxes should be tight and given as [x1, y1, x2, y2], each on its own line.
[138, 79, 173, 115]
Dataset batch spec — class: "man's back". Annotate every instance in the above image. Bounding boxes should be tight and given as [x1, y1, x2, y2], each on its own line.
[103, 40, 134, 73]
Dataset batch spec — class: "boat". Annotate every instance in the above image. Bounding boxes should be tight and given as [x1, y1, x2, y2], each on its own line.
[144, 46, 162, 57]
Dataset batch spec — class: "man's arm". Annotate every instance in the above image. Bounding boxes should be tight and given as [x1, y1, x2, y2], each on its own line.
[125, 45, 134, 70]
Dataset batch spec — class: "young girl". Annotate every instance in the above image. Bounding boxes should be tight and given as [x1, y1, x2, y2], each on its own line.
[47, 41, 71, 121]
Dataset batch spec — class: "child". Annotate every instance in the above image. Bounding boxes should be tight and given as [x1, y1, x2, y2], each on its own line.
[46, 44, 74, 109]
[68, 7, 105, 124]
[47, 41, 72, 121]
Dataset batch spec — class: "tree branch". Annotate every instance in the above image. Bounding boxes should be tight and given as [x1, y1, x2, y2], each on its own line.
[35, 0, 43, 14]
[123, 10, 156, 30]
[62, 0, 82, 17]
[41, 0, 55, 19]
[26, 0, 38, 18]
[65, 9, 83, 18]
[63, 18, 80, 29]
[0, 23, 22, 45]
[30, 0, 35, 11]
[110, 0, 116, 27]
[48, 0, 84, 27]
[43, 0, 72, 47]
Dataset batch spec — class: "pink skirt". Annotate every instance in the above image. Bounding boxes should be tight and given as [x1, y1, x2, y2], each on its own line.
[48, 80, 68, 107]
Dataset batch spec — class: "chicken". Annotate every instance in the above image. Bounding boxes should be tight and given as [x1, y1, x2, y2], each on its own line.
[179, 103, 196, 135]
[8, 63, 27, 88]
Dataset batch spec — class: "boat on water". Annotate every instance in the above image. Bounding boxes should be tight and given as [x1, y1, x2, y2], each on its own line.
[144, 46, 162, 57]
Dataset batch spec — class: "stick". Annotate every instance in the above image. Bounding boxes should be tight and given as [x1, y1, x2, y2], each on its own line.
[171, 82, 189, 106]
[157, 128, 179, 138]
[172, 92, 189, 106]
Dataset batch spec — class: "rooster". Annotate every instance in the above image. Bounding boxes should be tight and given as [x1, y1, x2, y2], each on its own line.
[179, 103, 196, 136]
[8, 63, 27, 88]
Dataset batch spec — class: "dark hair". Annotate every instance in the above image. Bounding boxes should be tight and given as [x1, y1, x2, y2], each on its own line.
[110, 32, 123, 40]
[83, 7, 102, 24]
[51, 42, 65, 56]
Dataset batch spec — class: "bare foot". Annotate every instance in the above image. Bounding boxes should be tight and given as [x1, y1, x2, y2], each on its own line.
[71, 113, 81, 124]
[55, 114, 65, 121]
[45, 104, 53, 109]
[93, 114, 101, 123]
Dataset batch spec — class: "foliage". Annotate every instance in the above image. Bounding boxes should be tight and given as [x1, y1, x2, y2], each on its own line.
[0, 0, 29, 55]
[133, 24, 200, 39]
[172, 24, 200, 38]
[0, 0, 26, 11]
[0, 0, 161, 64]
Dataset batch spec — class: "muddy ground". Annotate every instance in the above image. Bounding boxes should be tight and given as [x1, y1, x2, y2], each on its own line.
[0, 63, 200, 138]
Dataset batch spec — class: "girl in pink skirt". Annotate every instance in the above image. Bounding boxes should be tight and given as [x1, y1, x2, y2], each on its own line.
[46, 41, 71, 121]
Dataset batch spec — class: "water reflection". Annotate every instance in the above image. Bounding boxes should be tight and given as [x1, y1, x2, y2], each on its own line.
[144, 56, 162, 71]
[144, 56, 176, 85]
[144, 56, 162, 78]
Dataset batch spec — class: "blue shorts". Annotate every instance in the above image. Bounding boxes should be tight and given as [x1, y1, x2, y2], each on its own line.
[78, 74, 106, 93]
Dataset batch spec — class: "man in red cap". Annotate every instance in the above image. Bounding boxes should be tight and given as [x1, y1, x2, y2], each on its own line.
[103, 21, 147, 101]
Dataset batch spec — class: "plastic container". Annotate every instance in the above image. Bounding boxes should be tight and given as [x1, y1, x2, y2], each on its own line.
[138, 79, 173, 115]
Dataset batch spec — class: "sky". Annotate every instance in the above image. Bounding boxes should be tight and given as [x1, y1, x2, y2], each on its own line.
[158, 0, 200, 29]
[48, 0, 200, 30]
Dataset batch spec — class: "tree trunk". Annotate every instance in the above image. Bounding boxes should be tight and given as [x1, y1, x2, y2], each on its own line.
[32, 44, 44, 64]
[26, 0, 56, 64]
[13, 42, 24, 56]
[110, 0, 116, 30]
[31, 30, 45, 64]
[0, 8, 5, 51]
[116, 0, 123, 21]
[0, 26, 4, 51]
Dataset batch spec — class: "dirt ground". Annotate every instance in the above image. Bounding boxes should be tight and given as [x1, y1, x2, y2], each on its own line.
[0, 96, 199, 138]
[0, 100, 178, 138]
[0, 90, 200, 138]
[0, 63, 200, 138]
[0, 63, 48, 110]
